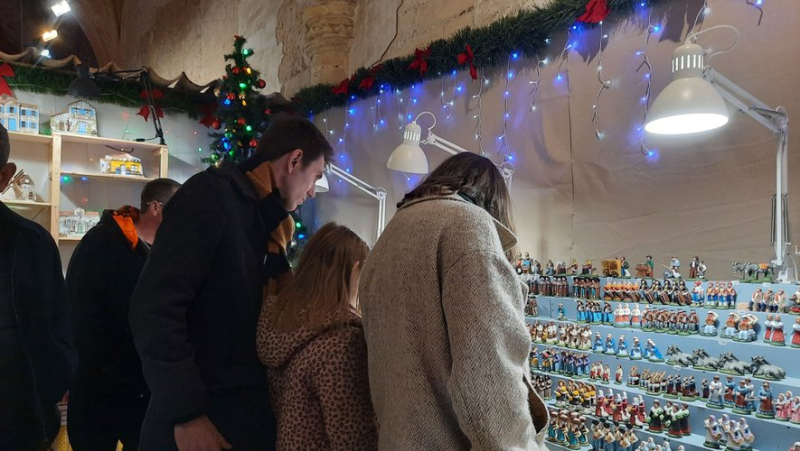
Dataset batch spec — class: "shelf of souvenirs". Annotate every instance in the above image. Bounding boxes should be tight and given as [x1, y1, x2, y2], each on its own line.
[532, 296, 800, 331]
[3, 199, 52, 208]
[541, 399, 722, 451]
[527, 339, 800, 397]
[7, 131, 165, 152]
[8, 130, 53, 145]
[60, 171, 156, 183]
[536, 369, 800, 431]
[533, 316, 798, 356]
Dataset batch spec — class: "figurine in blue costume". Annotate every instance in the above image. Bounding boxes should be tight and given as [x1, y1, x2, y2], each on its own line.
[646, 339, 663, 362]
[629, 337, 643, 360]
[604, 334, 617, 355]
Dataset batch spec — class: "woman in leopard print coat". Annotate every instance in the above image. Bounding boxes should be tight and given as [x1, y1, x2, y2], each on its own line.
[257, 223, 378, 450]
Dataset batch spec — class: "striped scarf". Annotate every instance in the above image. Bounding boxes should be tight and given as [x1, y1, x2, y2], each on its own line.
[246, 162, 295, 297]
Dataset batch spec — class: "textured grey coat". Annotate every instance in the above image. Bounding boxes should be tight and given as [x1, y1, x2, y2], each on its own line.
[360, 194, 549, 450]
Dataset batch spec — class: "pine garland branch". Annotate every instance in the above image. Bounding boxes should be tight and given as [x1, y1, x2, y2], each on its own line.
[292, 0, 677, 116]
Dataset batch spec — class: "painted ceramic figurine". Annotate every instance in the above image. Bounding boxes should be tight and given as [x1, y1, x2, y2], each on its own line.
[756, 381, 775, 419]
[617, 335, 629, 357]
[645, 339, 663, 362]
[647, 400, 665, 433]
[704, 415, 724, 449]
[629, 337, 642, 360]
[702, 311, 719, 336]
[604, 334, 616, 355]
[721, 312, 739, 339]
[707, 375, 725, 409]
[771, 315, 786, 346]
[793, 317, 800, 348]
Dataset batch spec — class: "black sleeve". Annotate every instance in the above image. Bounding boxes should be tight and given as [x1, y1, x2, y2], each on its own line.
[66, 229, 109, 368]
[129, 173, 228, 424]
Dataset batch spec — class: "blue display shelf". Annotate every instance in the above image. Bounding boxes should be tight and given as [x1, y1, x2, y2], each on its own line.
[525, 280, 800, 451]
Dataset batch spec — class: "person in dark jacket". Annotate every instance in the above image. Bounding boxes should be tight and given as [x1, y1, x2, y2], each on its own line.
[0, 123, 76, 450]
[66, 178, 180, 450]
[130, 116, 332, 451]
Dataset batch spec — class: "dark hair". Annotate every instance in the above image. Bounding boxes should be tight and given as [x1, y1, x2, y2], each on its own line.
[0, 123, 9, 166]
[399, 152, 516, 249]
[140, 178, 181, 210]
[240, 115, 333, 172]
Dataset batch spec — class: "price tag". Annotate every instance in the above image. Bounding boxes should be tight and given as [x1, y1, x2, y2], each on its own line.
[762, 282, 772, 288]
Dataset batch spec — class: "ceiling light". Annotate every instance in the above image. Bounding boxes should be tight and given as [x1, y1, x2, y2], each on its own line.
[43, 30, 58, 42]
[51, 1, 71, 17]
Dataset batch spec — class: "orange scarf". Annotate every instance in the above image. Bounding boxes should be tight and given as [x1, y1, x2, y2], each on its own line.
[112, 205, 140, 250]
[245, 162, 295, 296]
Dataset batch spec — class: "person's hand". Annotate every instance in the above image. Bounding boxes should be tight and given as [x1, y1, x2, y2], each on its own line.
[174, 415, 232, 451]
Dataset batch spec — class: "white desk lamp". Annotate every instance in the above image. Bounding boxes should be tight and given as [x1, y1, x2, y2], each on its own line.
[315, 163, 387, 241]
[646, 25, 793, 282]
[388, 111, 515, 184]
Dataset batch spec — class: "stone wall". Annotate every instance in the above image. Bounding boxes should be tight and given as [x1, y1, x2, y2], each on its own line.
[97, 0, 549, 96]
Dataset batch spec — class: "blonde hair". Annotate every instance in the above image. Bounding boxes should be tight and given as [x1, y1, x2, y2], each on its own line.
[268, 222, 369, 330]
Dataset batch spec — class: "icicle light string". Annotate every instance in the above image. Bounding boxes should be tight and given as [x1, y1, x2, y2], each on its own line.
[440, 71, 458, 119]
[556, 30, 572, 82]
[592, 21, 611, 141]
[637, 11, 656, 156]
[498, 55, 513, 162]
[471, 70, 488, 156]
[528, 56, 548, 112]
[371, 86, 385, 130]
[745, 0, 764, 26]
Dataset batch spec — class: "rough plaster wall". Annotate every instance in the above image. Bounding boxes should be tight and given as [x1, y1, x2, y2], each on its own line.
[311, 0, 800, 281]
[117, 0, 283, 92]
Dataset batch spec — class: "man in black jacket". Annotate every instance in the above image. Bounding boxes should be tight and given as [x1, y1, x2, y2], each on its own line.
[130, 116, 332, 450]
[66, 178, 180, 450]
[0, 124, 76, 450]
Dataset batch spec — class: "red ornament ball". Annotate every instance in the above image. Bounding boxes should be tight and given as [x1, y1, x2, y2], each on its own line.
[257, 79, 266, 89]
[264, 108, 272, 115]
[237, 117, 246, 125]
[232, 67, 241, 75]
[249, 139, 258, 148]
[211, 119, 222, 130]
[226, 92, 236, 100]
[223, 75, 228, 81]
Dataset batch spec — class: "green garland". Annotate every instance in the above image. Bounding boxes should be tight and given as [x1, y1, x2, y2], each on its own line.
[292, 0, 675, 116]
[6, 63, 204, 118]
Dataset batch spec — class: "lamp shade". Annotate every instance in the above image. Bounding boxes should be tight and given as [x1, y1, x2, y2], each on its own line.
[387, 121, 429, 174]
[645, 43, 729, 135]
[315, 173, 330, 193]
[68, 64, 101, 98]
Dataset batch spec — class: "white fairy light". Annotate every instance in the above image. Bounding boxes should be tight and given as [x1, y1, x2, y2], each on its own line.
[637, 11, 656, 156]
[592, 21, 611, 141]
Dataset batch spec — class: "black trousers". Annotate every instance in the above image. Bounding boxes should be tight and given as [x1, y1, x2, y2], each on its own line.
[67, 387, 149, 451]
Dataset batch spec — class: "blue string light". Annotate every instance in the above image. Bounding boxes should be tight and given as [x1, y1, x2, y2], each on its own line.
[512, 52, 519, 60]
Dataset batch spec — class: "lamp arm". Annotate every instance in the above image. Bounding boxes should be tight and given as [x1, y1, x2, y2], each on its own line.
[328, 163, 387, 240]
[707, 68, 791, 272]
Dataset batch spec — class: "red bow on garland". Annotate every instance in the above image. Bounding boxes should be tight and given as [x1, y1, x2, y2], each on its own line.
[359, 64, 384, 91]
[408, 47, 431, 77]
[137, 88, 164, 122]
[332, 76, 354, 96]
[576, 0, 610, 24]
[0, 63, 16, 98]
[198, 102, 218, 128]
[457, 44, 478, 80]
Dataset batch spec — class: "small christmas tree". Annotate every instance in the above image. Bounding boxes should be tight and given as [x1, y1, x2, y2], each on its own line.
[203, 36, 271, 165]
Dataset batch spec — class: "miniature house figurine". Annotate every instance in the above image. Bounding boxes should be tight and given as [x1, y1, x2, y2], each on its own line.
[100, 154, 144, 177]
[50, 100, 98, 136]
[0, 96, 39, 134]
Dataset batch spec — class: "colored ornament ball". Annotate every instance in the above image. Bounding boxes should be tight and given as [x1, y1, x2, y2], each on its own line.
[249, 139, 258, 148]
[257, 79, 266, 89]
[226, 92, 236, 100]
[232, 67, 241, 75]
[237, 117, 246, 125]
[211, 119, 222, 130]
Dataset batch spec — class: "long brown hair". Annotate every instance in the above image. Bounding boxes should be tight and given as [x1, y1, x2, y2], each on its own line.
[399, 153, 517, 256]
[268, 222, 369, 330]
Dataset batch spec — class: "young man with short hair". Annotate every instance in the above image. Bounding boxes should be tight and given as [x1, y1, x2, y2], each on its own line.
[130, 116, 332, 450]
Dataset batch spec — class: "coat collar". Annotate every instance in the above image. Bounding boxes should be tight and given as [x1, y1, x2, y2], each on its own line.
[398, 193, 518, 252]
[214, 161, 259, 201]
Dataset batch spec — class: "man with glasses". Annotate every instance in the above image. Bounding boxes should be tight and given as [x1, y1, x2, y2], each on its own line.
[0, 124, 76, 450]
[66, 178, 180, 450]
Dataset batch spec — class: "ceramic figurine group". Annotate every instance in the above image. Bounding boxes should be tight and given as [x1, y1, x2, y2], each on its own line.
[719, 312, 758, 342]
[604, 280, 644, 302]
[625, 367, 698, 401]
[573, 277, 602, 300]
[748, 288, 787, 313]
[587, 420, 639, 451]
[528, 320, 593, 351]
[640, 307, 700, 334]
[590, 333, 662, 362]
[529, 346, 591, 378]
[554, 380, 597, 414]
[546, 409, 591, 449]
[703, 415, 756, 450]
[638, 280, 736, 308]
[531, 373, 553, 400]
[762, 314, 788, 346]
[531, 276, 571, 297]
